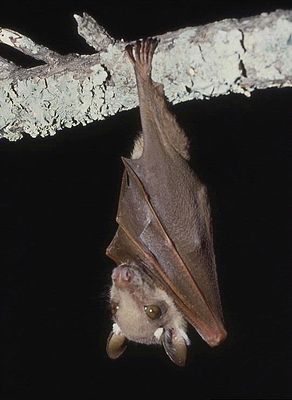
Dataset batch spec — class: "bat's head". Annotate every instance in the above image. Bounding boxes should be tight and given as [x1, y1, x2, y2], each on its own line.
[106, 264, 190, 366]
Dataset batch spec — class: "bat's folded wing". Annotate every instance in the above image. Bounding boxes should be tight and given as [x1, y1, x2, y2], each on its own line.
[106, 158, 227, 346]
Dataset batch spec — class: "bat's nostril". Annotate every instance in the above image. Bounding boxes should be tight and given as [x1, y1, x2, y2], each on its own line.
[121, 267, 132, 282]
[112, 265, 132, 284]
[111, 267, 120, 281]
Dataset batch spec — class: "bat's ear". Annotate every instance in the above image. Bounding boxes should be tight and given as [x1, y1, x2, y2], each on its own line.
[162, 328, 188, 367]
[106, 327, 128, 360]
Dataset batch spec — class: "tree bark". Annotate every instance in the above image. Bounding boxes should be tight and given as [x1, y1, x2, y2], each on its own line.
[0, 9, 291, 141]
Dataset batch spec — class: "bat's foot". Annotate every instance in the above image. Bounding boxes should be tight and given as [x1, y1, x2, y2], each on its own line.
[126, 38, 158, 77]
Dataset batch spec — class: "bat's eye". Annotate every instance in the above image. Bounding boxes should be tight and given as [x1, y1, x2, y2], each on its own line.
[144, 305, 162, 320]
[111, 302, 120, 315]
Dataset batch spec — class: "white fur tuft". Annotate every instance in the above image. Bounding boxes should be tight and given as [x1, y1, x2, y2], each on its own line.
[154, 327, 164, 341]
[112, 323, 122, 335]
[131, 134, 144, 159]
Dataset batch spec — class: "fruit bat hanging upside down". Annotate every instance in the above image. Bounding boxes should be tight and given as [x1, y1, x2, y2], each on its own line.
[106, 38, 227, 366]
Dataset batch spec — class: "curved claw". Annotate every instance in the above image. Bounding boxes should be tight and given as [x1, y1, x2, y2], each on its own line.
[125, 38, 159, 76]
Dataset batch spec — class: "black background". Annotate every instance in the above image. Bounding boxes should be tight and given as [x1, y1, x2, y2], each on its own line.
[1, 1, 291, 399]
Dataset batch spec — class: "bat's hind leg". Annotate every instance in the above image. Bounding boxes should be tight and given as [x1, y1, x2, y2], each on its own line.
[126, 37, 190, 161]
[126, 38, 158, 79]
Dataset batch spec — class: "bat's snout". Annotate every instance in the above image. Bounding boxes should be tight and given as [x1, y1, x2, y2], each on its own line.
[112, 265, 133, 288]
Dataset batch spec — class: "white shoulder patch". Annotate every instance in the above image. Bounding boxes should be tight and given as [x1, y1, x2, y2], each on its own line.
[154, 327, 164, 340]
[112, 323, 122, 335]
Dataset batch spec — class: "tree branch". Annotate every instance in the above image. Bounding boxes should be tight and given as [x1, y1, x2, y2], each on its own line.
[0, 9, 291, 141]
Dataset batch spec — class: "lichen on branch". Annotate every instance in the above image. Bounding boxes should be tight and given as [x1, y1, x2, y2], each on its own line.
[0, 9, 291, 141]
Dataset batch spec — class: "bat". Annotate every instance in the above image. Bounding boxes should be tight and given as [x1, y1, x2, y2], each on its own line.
[105, 38, 227, 366]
